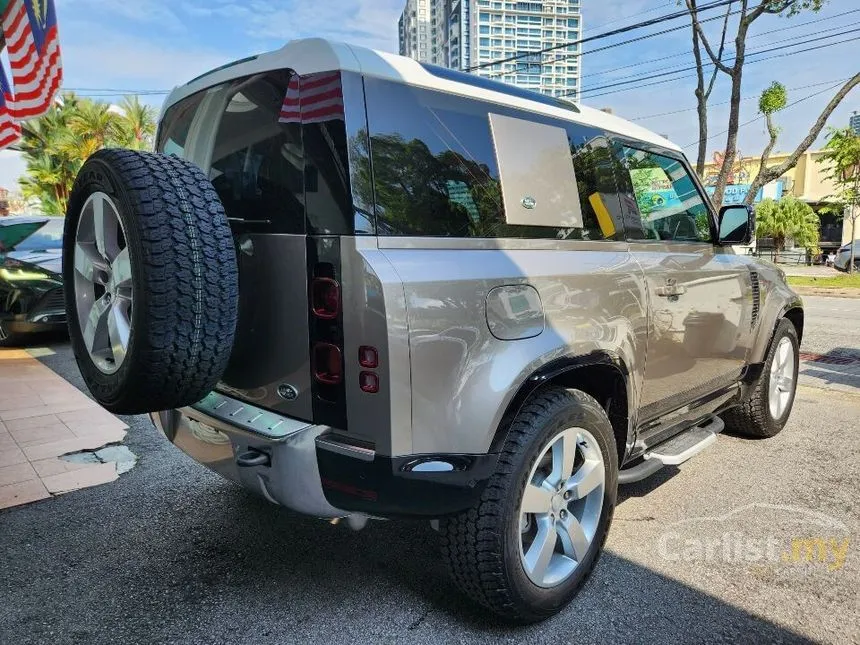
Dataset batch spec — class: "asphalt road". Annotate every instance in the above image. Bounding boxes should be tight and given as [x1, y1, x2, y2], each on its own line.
[1, 297, 858, 644]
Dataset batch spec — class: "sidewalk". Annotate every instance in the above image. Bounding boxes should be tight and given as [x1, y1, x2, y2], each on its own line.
[0, 348, 129, 510]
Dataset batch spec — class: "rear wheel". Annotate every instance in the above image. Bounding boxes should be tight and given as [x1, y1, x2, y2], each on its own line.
[64, 149, 239, 414]
[724, 318, 799, 438]
[440, 387, 617, 622]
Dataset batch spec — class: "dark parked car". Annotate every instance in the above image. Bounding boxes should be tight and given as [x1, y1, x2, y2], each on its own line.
[0, 216, 66, 346]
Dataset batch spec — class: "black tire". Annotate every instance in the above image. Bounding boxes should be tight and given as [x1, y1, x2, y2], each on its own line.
[723, 318, 799, 438]
[63, 149, 238, 414]
[440, 387, 618, 623]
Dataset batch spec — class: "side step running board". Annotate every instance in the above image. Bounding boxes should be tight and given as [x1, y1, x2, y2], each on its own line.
[618, 416, 724, 485]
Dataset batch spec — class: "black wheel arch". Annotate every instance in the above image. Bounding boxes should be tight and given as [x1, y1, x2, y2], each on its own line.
[489, 350, 632, 466]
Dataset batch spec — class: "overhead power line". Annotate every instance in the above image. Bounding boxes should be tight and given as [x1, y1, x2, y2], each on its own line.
[682, 79, 851, 149]
[583, 7, 860, 81]
[631, 78, 853, 121]
[464, 0, 737, 72]
[483, 4, 742, 79]
[575, 26, 860, 98]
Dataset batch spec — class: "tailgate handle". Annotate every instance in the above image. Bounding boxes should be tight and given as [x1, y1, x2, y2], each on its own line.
[236, 448, 271, 468]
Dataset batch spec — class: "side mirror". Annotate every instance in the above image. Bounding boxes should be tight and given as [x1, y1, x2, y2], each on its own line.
[718, 204, 754, 245]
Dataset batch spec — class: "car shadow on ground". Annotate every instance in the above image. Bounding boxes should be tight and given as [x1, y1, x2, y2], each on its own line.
[1, 460, 809, 644]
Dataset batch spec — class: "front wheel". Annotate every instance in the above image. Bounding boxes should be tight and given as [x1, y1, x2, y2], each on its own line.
[724, 318, 799, 438]
[440, 387, 618, 622]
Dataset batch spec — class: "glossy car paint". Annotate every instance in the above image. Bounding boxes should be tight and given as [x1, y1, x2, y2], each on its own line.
[0, 218, 66, 338]
[376, 237, 647, 456]
[148, 40, 803, 516]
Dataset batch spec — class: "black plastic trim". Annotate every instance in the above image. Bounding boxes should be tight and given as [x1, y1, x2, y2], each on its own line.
[490, 350, 630, 454]
[316, 437, 498, 518]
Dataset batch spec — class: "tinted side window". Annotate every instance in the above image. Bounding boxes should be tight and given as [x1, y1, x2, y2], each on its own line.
[157, 93, 204, 158]
[209, 71, 305, 234]
[620, 146, 712, 243]
[363, 78, 623, 240]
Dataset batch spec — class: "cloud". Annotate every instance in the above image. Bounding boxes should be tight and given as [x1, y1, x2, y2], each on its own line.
[0, 150, 26, 194]
[181, 0, 405, 52]
[59, 19, 238, 90]
[57, 0, 186, 32]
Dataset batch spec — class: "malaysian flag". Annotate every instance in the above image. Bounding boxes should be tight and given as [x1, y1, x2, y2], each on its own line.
[2, 0, 62, 121]
[0, 60, 20, 149]
[279, 72, 344, 125]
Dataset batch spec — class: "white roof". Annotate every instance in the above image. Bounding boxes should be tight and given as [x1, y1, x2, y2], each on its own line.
[162, 38, 682, 153]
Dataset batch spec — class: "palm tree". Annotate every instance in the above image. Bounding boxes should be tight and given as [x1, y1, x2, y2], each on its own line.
[117, 95, 157, 150]
[755, 196, 820, 253]
[69, 100, 123, 150]
[14, 93, 157, 215]
[817, 127, 860, 272]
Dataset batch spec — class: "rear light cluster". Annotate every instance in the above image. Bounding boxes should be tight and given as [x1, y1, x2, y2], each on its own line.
[312, 272, 343, 385]
[358, 346, 379, 394]
[310, 271, 379, 395]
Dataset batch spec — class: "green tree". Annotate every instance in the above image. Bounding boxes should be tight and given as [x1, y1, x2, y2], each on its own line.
[817, 127, 860, 272]
[14, 93, 157, 215]
[117, 95, 157, 150]
[683, 0, 860, 205]
[755, 196, 820, 252]
[743, 81, 787, 205]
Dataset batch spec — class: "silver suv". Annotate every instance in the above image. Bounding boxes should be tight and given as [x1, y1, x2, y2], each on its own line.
[62, 39, 803, 622]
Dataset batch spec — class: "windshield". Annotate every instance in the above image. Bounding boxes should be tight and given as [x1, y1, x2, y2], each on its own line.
[8, 218, 64, 251]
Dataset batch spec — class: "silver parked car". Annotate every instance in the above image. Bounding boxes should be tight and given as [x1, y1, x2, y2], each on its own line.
[63, 39, 802, 622]
[834, 240, 860, 271]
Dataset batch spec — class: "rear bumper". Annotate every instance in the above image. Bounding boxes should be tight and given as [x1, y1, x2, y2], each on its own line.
[152, 392, 497, 519]
[151, 403, 345, 519]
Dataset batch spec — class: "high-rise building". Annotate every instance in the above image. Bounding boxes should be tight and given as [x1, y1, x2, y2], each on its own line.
[850, 111, 860, 136]
[399, 0, 432, 62]
[398, 0, 583, 102]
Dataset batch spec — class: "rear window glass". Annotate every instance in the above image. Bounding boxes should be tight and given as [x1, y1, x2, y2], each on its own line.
[208, 71, 305, 234]
[362, 78, 623, 240]
[157, 93, 204, 158]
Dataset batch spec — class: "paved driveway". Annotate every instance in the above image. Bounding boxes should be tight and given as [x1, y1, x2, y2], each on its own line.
[0, 297, 858, 644]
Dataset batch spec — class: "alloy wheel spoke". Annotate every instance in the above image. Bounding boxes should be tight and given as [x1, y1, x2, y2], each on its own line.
[522, 481, 554, 514]
[565, 458, 604, 500]
[524, 519, 557, 582]
[93, 196, 119, 262]
[83, 297, 111, 354]
[558, 514, 590, 562]
[107, 304, 131, 365]
[111, 247, 132, 289]
[551, 431, 577, 484]
[74, 242, 107, 282]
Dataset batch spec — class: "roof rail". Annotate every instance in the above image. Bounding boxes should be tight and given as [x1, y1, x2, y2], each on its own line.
[419, 63, 579, 114]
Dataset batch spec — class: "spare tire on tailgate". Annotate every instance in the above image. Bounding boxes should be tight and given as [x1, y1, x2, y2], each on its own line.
[63, 149, 239, 414]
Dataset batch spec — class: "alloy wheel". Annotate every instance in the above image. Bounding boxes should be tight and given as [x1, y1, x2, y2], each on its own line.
[73, 191, 133, 375]
[768, 336, 795, 419]
[518, 427, 605, 588]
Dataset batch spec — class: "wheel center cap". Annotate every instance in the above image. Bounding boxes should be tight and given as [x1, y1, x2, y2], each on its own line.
[551, 493, 565, 514]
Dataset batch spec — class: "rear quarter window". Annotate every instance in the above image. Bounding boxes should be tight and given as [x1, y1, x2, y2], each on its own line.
[362, 77, 625, 240]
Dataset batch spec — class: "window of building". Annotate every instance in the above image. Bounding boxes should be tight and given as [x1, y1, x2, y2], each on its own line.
[363, 78, 625, 241]
[479, 12, 489, 21]
[479, 25, 490, 33]
[480, 37, 490, 46]
[619, 146, 713, 243]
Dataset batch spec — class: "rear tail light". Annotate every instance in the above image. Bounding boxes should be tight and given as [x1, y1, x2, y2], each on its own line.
[311, 277, 340, 319]
[358, 346, 378, 368]
[313, 342, 343, 384]
[359, 371, 379, 394]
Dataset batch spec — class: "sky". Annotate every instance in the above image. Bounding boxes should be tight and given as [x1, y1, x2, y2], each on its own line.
[0, 0, 857, 190]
